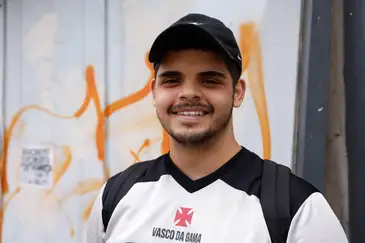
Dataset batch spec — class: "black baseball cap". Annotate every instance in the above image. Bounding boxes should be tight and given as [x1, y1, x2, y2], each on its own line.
[148, 13, 242, 75]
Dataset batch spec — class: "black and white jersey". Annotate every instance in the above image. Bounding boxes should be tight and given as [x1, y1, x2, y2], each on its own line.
[86, 147, 348, 243]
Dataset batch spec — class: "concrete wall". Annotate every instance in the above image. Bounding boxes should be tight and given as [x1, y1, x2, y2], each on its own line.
[0, 0, 302, 242]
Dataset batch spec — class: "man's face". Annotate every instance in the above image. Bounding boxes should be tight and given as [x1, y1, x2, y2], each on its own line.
[151, 49, 245, 146]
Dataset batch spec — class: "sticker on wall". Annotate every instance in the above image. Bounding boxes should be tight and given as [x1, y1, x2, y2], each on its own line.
[20, 147, 53, 188]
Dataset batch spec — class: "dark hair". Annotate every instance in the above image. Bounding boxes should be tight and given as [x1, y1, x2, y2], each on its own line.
[152, 30, 241, 86]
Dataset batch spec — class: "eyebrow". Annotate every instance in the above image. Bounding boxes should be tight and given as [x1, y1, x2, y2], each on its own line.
[198, 71, 227, 79]
[157, 70, 182, 78]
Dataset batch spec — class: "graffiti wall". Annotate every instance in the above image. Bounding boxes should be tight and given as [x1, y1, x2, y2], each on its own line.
[0, 0, 302, 242]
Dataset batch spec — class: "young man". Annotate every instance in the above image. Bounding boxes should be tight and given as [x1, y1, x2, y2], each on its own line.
[86, 13, 348, 243]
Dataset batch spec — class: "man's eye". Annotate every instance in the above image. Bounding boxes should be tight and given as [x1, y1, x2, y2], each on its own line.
[163, 78, 179, 84]
[202, 79, 219, 84]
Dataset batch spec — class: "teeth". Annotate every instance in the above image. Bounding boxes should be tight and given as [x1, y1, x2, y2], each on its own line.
[177, 111, 205, 116]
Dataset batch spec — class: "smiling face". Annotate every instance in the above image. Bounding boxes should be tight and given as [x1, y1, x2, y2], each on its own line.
[151, 49, 245, 146]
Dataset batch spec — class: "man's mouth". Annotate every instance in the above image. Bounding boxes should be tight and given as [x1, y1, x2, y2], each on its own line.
[174, 111, 207, 116]
[170, 104, 213, 117]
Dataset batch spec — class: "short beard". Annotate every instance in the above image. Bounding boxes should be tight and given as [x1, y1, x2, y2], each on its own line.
[157, 106, 233, 147]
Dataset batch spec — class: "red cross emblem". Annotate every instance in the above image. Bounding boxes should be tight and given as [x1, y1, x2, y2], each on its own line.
[174, 207, 194, 227]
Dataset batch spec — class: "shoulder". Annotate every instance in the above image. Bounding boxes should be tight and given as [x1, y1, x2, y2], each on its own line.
[287, 187, 348, 242]
[261, 160, 348, 240]
[259, 157, 320, 218]
[102, 154, 168, 202]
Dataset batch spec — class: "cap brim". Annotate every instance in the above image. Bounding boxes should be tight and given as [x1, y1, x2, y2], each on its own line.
[148, 24, 230, 64]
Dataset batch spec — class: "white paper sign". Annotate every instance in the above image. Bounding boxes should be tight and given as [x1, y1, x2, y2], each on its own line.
[20, 147, 53, 188]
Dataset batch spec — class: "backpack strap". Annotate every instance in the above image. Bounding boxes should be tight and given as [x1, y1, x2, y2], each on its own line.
[261, 159, 291, 243]
[101, 164, 144, 232]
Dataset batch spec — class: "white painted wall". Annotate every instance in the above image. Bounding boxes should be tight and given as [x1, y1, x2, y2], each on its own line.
[1, 0, 302, 242]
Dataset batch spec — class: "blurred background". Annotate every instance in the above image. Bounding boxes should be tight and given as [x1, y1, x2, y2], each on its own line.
[0, 0, 362, 242]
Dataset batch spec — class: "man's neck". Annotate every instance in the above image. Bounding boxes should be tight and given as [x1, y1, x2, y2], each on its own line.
[169, 130, 242, 180]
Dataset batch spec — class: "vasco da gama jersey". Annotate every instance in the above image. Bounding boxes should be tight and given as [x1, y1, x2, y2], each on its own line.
[86, 147, 348, 243]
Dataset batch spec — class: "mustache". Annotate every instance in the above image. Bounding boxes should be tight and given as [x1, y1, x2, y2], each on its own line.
[168, 103, 214, 113]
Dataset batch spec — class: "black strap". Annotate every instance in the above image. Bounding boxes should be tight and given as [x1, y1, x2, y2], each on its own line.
[261, 160, 291, 243]
[102, 165, 142, 231]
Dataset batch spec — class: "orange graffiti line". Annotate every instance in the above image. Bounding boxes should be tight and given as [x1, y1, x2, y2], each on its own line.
[73, 74, 93, 118]
[1, 187, 20, 212]
[138, 139, 151, 154]
[130, 151, 140, 162]
[0, 69, 97, 196]
[0, 187, 20, 241]
[239, 23, 271, 159]
[239, 23, 254, 72]
[0, 204, 3, 243]
[61, 203, 76, 237]
[68, 216, 76, 237]
[104, 79, 151, 117]
[130, 139, 151, 163]
[48, 192, 75, 238]
[12, 120, 26, 139]
[104, 53, 153, 118]
[161, 130, 170, 154]
[83, 195, 98, 221]
[51, 146, 72, 192]
[0, 73, 96, 242]
[0, 106, 76, 195]
[84, 66, 108, 181]
[62, 178, 104, 202]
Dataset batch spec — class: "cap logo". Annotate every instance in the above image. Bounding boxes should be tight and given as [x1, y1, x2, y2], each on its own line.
[183, 21, 203, 26]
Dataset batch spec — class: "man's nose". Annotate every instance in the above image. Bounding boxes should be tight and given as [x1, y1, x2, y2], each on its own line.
[177, 81, 202, 101]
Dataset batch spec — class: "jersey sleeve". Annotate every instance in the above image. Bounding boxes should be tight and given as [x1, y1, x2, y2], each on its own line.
[286, 192, 348, 243]
[86, 183, 106, 243]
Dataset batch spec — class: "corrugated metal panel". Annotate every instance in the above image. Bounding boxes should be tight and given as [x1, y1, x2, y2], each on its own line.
[2, 0, 107, 242]
[0, 0, 302, 242]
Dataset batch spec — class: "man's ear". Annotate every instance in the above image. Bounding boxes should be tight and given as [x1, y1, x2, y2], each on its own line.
[151, 78, 156, 106]
[233, 78, 246, 108]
